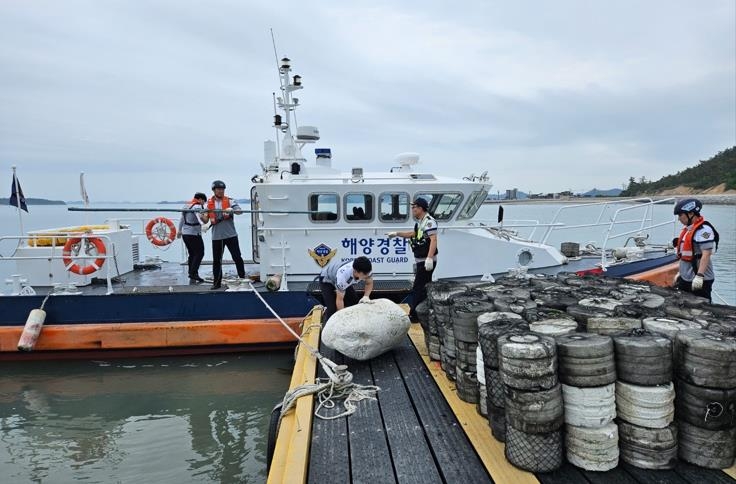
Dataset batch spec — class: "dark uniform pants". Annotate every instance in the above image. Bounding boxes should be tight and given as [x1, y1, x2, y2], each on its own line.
[212, 236, 246, 285]
[410, 259, 436, 321]
[676, 276, 714, 303]
[182, 234, 204, 278]
[320, 282, 359, 322]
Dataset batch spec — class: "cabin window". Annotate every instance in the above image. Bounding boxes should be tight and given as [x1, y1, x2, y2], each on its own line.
[457, 189, 488, 220]
[308, 193, 339, 222]
[345, 193, 374, 222]
[379, 192, 410, 222]
[414, 192, 464, 220]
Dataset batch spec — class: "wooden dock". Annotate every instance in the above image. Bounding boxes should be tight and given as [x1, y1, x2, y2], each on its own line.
[268, 311, 736, 483]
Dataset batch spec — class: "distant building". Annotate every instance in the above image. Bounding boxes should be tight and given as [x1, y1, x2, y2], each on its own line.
[505, 188, 518, 200]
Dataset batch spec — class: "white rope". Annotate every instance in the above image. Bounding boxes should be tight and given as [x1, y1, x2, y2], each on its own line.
[711, 288, 732, 306]
[247, 282, 381, 420]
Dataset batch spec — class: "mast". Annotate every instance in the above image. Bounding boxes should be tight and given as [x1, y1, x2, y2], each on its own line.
[275, 57, 304, 165]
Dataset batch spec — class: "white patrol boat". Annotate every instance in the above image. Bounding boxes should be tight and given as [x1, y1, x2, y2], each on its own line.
[248, 56, 677, 286]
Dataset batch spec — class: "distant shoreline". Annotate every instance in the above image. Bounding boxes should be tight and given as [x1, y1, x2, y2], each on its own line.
[485, 194, 736, 205]
[0, 197, 66, 206]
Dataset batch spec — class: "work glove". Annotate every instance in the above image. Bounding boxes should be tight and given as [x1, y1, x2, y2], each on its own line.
[425, 258, 434, 271]
[691, 274, 704, 291]
[224, 207, 234, 214]
[385, 231, 398, 238]
[359, 296, 373, 304]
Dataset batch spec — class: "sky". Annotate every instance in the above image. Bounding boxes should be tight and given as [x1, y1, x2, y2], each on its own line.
[1, 0, 734, 202]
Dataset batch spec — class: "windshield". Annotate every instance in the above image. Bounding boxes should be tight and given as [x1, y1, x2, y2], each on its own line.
[457, 189, 488, 220]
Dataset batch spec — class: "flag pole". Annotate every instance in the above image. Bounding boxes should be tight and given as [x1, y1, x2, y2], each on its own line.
[11, 166, 24, 236]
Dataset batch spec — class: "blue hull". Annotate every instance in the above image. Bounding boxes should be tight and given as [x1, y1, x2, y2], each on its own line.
[0, 291, 320, 326]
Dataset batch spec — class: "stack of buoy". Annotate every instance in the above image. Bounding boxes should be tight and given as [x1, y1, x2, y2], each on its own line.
[451, 293, 495, 403]
[415, 300, 437, 359]
[428, 282, 468, 381]
[477, 313, 528, 441]
[674, 329, 736, 468]
[422, 273, 736, 472]
[612, 329, 677, 469]
[498, 332, 563, 472]
[556, 333, 619, 471]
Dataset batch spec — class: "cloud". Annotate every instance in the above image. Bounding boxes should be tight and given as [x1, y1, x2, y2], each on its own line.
[0, 0, 733, 200]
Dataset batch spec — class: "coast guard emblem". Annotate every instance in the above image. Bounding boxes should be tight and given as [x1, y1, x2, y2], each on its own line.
[308, 243, 336, 267]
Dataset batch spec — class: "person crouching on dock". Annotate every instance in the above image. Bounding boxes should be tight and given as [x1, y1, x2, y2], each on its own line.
[319, 256, 374, 322]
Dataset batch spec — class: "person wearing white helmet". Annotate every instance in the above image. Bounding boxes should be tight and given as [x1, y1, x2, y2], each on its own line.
[672, 198, 719, 301]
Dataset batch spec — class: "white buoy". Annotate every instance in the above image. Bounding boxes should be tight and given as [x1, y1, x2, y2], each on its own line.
[17, 308, 47, 352]
[266, 274, 282, 292]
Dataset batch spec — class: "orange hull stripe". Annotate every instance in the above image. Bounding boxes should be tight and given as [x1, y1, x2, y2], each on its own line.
[625, 261, 679, 287]
[0, 318, 302, 352]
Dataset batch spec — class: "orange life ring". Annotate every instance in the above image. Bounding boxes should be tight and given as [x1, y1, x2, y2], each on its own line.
[62, 237, 107, 275]
[145, 217, 177, 246]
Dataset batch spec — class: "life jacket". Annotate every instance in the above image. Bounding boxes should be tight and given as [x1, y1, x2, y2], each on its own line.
[675, 216, 719, 261]
[410, 214, 438, 258]
[183, 199, 203, 226]
[207, 196, 231, 225]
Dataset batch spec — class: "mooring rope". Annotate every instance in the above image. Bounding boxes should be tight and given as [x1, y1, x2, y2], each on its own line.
[247, 282, 380, 420]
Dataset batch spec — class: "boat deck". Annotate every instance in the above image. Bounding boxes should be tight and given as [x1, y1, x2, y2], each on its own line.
[269, 311, 736, 484]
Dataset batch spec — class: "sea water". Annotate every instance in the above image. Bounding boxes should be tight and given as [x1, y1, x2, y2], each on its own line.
[0, 201, 733, 482]
[0, 202, 294, 483]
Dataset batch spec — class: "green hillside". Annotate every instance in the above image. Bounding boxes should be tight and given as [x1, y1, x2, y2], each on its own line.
[621, 146, 736, 196]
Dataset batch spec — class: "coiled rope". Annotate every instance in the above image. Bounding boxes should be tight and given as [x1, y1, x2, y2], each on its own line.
[247, 282, 379, 420]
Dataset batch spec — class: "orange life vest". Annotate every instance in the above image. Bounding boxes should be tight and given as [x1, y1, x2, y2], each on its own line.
[675, 216, 705, 262]
[207, 196, 231, 225]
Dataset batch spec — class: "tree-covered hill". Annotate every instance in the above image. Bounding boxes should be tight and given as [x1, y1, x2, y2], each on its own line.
[621, 147, 736, 196]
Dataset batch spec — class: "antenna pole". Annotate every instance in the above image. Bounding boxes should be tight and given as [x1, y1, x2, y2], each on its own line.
[270, 29, 284, 90]
[273, 92, 281, 158]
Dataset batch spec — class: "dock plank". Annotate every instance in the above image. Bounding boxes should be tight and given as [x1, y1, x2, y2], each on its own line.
[344, 356, 396, 484]
[407, 323, 538, 484]
[673, 461, 736, 484]
[371, 351, 443, 484]
[581, 467, 641, 484]
[394, 338, 494, 483]
[619, 463, 690, 484]
[537, 463, 589, 484]
[307, 345, 351, 484]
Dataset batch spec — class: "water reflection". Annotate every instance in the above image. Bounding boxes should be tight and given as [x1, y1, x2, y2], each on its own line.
[0, 352, 293, 483]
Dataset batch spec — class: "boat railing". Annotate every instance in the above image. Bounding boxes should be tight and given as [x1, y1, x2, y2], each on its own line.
[538, 197, 672, 244]
[0, 234, 116, 294]
[596, 199, 677, 270]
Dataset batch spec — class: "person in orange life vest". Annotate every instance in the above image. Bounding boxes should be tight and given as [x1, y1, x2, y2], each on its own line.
[177, 192, 208, 283]
[385, 197, 438, 323]
[673, 198, 719, 302]
[201, 180, 246, 290]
